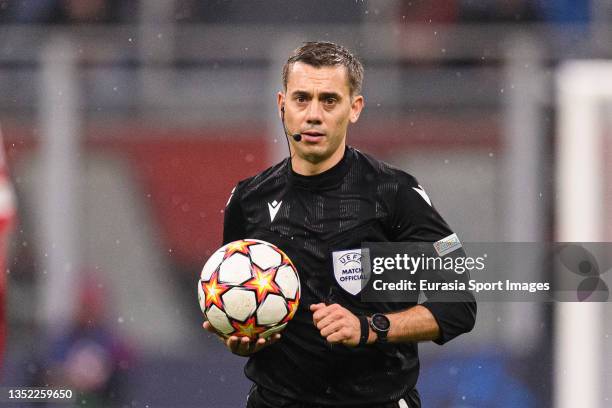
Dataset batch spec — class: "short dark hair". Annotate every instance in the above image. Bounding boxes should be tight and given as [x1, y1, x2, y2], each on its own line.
[282, 41, 364, 96]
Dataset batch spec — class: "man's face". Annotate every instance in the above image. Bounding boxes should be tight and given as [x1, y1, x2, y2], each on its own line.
[278, 62, 364, 173]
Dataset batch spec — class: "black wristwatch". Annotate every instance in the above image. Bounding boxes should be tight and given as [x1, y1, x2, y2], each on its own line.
[369, 313, 390, 343]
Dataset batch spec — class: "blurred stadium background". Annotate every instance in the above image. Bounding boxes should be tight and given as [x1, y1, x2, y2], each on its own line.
[0, 0, 611, 407]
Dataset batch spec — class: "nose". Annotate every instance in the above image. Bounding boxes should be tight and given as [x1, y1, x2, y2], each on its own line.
[305, 101, 323, 125]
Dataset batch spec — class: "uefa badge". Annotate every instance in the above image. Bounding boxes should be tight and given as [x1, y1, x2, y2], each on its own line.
[332, 248, 366, 295]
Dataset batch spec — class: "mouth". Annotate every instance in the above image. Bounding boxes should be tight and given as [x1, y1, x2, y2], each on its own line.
[300, 130, 325, 142]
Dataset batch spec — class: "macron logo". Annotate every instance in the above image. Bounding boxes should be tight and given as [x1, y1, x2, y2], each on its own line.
[412, 185, 432, 206]
[268, 200, 282, 222]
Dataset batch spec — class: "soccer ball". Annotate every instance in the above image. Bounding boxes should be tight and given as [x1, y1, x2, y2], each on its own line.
[198, 239, 300, 339]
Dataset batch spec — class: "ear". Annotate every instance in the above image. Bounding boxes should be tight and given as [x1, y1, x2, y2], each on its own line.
[349, 95, 364, 123]
[277, 92, 285, 119]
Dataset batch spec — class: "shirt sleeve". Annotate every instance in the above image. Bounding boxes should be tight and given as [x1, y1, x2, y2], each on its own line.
[222, 183, 246, 245]
[390, 175, 477, 345]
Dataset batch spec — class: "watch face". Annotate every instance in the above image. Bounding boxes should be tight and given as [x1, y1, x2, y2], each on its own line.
[372, 314, 390, 331]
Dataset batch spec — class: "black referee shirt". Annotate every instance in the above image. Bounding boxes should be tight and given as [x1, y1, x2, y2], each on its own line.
[223, 146, 476, 406]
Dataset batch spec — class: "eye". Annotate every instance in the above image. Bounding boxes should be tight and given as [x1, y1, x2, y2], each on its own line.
[324, 97, 337, 106]
[294, 94, 309, 105]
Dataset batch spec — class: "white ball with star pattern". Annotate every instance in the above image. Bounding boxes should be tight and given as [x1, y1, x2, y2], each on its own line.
[198, 239, 300, 339]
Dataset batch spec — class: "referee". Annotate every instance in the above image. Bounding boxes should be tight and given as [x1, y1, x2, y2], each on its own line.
[203, 41, 476, 408]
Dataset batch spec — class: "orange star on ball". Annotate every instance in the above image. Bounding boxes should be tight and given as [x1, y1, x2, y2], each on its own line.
[244, 265, 282, 303]
[203, 273, 230, 310]
[231, 316, 266, 339]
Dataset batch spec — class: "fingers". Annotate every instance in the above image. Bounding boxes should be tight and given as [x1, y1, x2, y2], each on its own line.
[326, 327, 354, 344]
[252, 334, 281, 353]
[310, 303, 326, 313]
[266, 333, 282, 346]
[203, 321, 227, 343]
[203, 321, 282, 355]
[314, 306, 345, 330]
[311, 304, 360, 346]
[227, 336, 251, 355]
[317, 316, 355, 344]
[311, 302, 339, 324]
[202, 321, 216, 333]
[226, 333, 282, 356]
[319, 319, 345, 338]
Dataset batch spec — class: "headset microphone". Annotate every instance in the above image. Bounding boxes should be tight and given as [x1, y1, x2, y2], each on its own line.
[281, 104, 302, 143]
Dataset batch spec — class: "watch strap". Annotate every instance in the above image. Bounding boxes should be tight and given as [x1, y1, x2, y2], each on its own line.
[358, 315, 369, 347]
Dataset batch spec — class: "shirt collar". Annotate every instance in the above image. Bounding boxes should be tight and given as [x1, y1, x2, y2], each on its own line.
[287, 146, 354, 190]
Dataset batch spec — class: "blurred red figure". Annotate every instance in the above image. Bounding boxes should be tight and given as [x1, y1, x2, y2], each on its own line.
[0, 126, 16, 369]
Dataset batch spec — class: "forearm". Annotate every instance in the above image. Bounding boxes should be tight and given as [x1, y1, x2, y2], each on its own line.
[366, 305, 440, 344]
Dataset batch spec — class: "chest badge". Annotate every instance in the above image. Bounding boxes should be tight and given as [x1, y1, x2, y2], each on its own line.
[332, 249, 366, 295]
[267, 200, 282, 222]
